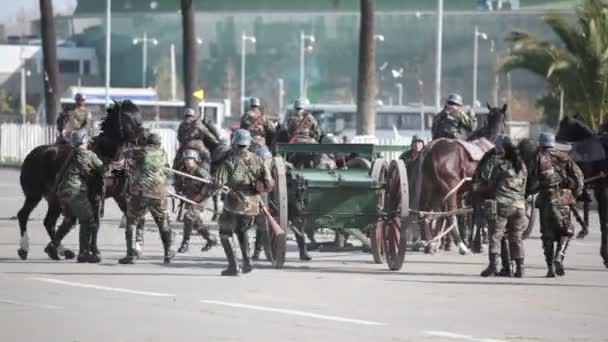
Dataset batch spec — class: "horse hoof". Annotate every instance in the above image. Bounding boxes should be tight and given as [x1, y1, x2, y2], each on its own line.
[44, 244, 60, 261]
[604, 261, 608, 269]
[576, 230, 589, 239]
[457, 242, 470, 255]
[17, 248, 28, 260]
[63, 249, 76, 260]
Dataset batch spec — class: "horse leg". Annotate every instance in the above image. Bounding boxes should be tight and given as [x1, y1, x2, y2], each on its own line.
[43, 200, 76, 259]
[17, 195, 43, 260]
[446, 194, 469, 255]
[594, 186, 608, 268]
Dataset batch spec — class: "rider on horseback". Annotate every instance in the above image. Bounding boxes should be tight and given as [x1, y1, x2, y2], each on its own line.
[431, 94, 477, 140]
[241, 97, 275, 148]
[56, 93, 92, 144]
[285, 99, 321, 143]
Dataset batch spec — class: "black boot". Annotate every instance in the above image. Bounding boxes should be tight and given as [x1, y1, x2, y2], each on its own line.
[498, 239, 512, 277]
[296, 233, 311, 261]
[134, 218, 145, 258]
[47, 218, 75, 260]
[513, 258, 525, 278]
[480, 253, 499, 277]
[199, 228, 217, 252]
[543, 239, 555, 278]
[160, 229, 175, 264]
[220, 237, 238, 276]
[87, 223, 101, 263]
[118, 226, 136, 264]
[554, 237, 570, 277]
[252, 229, 264, 261]
[237, 231, 253, 274]
[77, 224, 92, 263]
[178, 223, 192, 253]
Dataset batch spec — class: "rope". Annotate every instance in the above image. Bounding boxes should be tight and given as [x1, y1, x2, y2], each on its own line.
[442, 177, 472, 203]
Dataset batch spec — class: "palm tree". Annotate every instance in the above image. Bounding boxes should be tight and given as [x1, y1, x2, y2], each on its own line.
[356, 0, 377, 135]
[499, 0, 608, 129]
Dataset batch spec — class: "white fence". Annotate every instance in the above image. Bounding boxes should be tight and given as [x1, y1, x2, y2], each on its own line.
[0, 124, 406, 166]
[0, 123, 179, 166]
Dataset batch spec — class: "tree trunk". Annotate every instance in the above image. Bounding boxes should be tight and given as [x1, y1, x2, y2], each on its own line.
[181, 0, 198, 111]
[39, 0, 60, 125]
[356, 0, 377, 135]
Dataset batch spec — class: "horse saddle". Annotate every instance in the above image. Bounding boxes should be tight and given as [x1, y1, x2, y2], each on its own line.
[454, 137, 494, 161]
[567, 137, 606, 163]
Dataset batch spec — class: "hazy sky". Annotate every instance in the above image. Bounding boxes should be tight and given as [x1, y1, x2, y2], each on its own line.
[0, 0, 77, 22]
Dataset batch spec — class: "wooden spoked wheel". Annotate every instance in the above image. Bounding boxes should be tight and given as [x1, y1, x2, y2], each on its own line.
[522, 194, 537, 240]
[370, 158, 388, 264]
[379, 159, 409, 271]
[265, 156, 288, 268]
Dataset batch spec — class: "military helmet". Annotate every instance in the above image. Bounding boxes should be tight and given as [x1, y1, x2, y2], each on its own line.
[182, 149, 200, 161]
[249, 97, 261, 108]
[494, 134, 512, 147]
[184, 107, 196, 117]
[255, 145, 272, 159]
[446, 93, 463, 106]
[538, 132, 556, 147]
[146, 132, 162, 146]
[411, 135, 424, 144]
[232, 129, 252, 146]
[294, 98, 310, 110]
[70, 129, 88, 146]
[321, 134, 339, 144]
[74, 93, 86, 102]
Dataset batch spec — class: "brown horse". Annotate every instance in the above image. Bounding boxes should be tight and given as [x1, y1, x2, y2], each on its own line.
[415, 104, 507, 254]
[16, 100, 146, 260]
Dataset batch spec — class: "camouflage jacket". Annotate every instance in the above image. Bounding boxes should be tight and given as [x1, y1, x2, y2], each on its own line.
[527, 147, 584, 198]
[286, 110, 321, 143]
[57, 148, 104, 198]
[476, 153, 527, 209]
[177, 121, 220, 149]
[57, 107, 91, 131]
[127, 146, 169, 199]
[181, 166, 212, 202]
[399, 149, 421, 165]
[431, 108, 477, 140]
[213, 148, 272, 216]
[240, 108, 274, 139]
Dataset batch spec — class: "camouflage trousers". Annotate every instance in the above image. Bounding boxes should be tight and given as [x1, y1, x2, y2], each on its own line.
[54, 190, 98, 253]
[127, 195, 168, 232]
[182, 202, 212, 241]
[488, 205, 527, 259]
[218, 211, 255, 239]
[538, 195, 574, 242]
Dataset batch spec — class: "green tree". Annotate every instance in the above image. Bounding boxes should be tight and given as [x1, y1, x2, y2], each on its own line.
[499, 0, 608, 129]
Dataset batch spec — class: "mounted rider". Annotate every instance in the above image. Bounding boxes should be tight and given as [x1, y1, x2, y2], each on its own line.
[240, 97, 275, 148]
[527, 132, 584, 278]
[286, 99, 321, 143]
[176, 149, 218, 254]
[47, 130, 105, 263]
[431, 94, 477, 140]
[56, 93, 93, 144]
[119, 132, 175, 265]
[213, 129, 274, 276]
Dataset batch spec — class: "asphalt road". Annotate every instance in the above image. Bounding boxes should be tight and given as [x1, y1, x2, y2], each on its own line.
[0, 168, 607, 342]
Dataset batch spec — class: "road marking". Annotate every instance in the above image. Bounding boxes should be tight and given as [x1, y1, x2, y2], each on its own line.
[423, 330, 507, 342]
[0, 298, 63, 310]
[31, 277, 176, 297]
[200, 299, 386, 326]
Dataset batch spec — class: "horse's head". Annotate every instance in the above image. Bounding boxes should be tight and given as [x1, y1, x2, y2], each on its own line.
[517, 138, 538, 173]
[556, 115, 594, 142]
[99, 100, 145, 145]
[484, 103, 508, 141]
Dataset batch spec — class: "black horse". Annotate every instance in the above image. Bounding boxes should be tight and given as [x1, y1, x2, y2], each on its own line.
[17, 100, 146, 260]
[556, 116, 608, 268]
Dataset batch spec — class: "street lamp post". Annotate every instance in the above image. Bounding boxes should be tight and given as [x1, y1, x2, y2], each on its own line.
[473, 25, 488, 108]
[434, 0, 444, 111]
[105, 0, 111, 107]
[395, 83, 403, 105]
[170, 37, 202, 101]
[299, 32, 315, 99]
[278, 78, 285, 120]
[241, 32, 256, 114]
[132, 32, 159, 88]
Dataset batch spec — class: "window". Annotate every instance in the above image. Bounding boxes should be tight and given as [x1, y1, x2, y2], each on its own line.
[58, 59, 79, 74]
[83, 60, 91, 75]
[377, 112, 422, 130]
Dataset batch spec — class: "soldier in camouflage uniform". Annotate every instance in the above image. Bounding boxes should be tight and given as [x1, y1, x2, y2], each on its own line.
[56, 93, 93, 143]
[241, 97, 275, 147]
[528, 132, 584, 277]
[176, 149, 218, 253]
[431, 94, 477, 140]
[48, 130, 105, 263]
[285, 99, 321, 143]
[119, 133, 175, 264]
[213, 129, 274, 276]
[473, 135, 528, 278]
